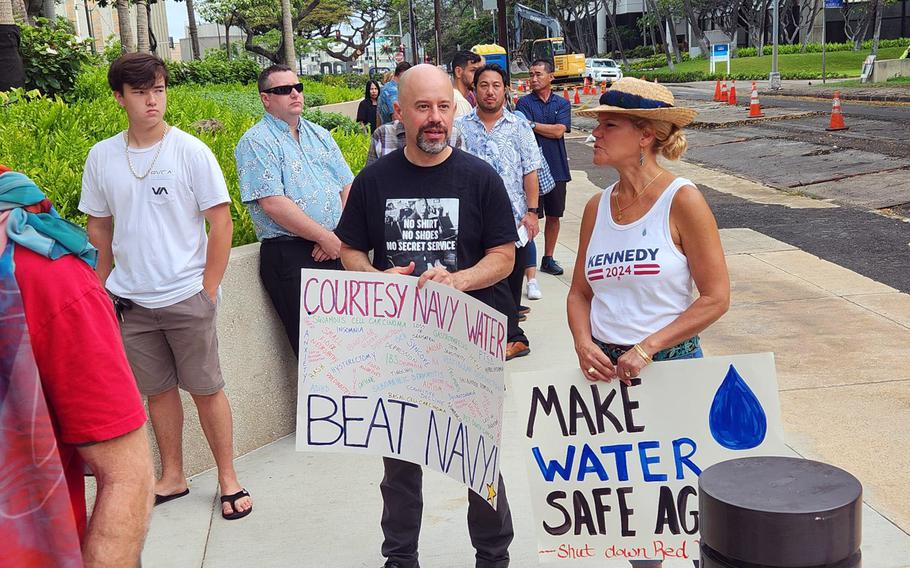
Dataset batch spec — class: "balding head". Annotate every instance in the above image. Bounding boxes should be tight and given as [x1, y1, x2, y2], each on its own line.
[397, 64, 453, 107]
[394, 64, 456, 160]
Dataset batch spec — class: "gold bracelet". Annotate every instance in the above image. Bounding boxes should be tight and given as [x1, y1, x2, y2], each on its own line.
[633, 343, 653, 365]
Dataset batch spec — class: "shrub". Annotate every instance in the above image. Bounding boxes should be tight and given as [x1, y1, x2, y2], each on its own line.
[19, 18, 94, 96]
[0, 88, 369, 247]
[167, 51, 261, 85]
[734, 37, 910, 58]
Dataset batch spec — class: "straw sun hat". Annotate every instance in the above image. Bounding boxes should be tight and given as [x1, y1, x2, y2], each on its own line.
[576, 77, 697, 127]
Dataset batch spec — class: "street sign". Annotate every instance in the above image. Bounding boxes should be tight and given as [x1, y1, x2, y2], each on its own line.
[394, 51, 404, 63]
[824, 0, 843, 8]
[710, 43, 731, 75]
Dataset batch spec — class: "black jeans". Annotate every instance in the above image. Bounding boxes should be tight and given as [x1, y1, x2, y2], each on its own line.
[380, 457, 513, 568]
[493, 244, 528, 345]
[258, 237, 342, 357]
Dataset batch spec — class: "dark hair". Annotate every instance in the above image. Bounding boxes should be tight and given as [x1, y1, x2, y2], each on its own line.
[472, 63, 507, 90]
[108, 53, 169, 93]
[363, 79, 381, 100]
[258, 64, 294, 93]
[530, 59, 554, 74]
[451, 50, 481, 72]
[394, 61, 412, 76]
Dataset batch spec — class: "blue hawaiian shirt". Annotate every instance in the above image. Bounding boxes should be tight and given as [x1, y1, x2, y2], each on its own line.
[377, 80, 399, 124]
[455, 109, 541, 226]
[235, 113, 354, 240]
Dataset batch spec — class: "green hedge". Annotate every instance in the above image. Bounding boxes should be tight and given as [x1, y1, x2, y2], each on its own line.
[0, 87, 369, 247]
[735, 37, 910, 58]
[638, 70, 849, 82]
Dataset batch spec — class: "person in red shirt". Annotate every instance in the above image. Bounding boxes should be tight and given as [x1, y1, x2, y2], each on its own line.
[0, 165, 154, 566]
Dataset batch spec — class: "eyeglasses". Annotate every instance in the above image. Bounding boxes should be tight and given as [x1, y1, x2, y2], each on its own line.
[261, 83, 303, 95]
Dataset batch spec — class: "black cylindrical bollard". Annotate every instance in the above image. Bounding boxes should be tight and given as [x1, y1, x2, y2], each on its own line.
[699, 456, 862, 568]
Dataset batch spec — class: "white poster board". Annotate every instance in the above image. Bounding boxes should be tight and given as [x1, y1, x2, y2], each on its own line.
[516, 353, 787, 564]
[710, 43, 730, 75]
[295, 269, 507, 508]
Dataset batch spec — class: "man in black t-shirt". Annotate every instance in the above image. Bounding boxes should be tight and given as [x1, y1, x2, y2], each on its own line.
[335, 64, 517, 568]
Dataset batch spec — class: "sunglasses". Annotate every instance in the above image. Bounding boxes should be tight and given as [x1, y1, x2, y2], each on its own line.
[261, 82, 304, 95]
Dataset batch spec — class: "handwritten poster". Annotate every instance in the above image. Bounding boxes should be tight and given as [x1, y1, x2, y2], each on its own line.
[295, 269, 507, 508]
[515, 353, 787, 564]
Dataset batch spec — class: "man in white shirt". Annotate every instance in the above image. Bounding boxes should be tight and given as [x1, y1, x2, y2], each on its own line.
[80, 53, 252, 520]
[451, 50, 483, 118]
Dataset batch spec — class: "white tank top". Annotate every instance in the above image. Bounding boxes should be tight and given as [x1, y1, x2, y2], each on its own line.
[586, 177, 695, 345]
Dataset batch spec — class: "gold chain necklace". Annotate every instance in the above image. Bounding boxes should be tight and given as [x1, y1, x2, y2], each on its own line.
[124, 123, 171, 180]
[612, 171, 664, 221]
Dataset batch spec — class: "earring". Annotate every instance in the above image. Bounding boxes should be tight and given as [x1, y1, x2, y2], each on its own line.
[639, 149, 645, 167]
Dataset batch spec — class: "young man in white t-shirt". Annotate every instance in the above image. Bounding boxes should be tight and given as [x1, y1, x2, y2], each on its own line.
[80, 53, 252, 520]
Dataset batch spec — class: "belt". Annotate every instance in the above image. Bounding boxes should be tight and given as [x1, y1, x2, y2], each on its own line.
[593, 336, 701, 363]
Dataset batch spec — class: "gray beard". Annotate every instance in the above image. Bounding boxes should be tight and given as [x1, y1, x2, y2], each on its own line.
[416, 132, 448, 154]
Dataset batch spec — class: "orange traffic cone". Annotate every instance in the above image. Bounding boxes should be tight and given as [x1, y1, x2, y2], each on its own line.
[713, 79, 722, 102]
[720, 79, 728, 103]
[563, 87, 569, 101]
[583, 78, 590, 95]
[748, 82, 764, 118]
[573, 87, 581, 104]
[600, 81, 606, 94]
[826, 91, 849, 131]
[728, 80, 737, 105]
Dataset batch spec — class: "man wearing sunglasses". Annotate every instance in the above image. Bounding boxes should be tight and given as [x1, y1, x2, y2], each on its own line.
[235, 65, 354, 358]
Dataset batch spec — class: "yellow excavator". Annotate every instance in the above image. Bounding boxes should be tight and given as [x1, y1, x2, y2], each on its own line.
[512, 3, 585, 82]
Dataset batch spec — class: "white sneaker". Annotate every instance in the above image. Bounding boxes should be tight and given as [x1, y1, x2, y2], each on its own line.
[527, 279, 542, 300]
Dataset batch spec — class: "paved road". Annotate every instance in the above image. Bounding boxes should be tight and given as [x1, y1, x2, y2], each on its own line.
[565, 139, 910, 294]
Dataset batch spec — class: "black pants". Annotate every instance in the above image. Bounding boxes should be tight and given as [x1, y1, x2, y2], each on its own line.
[259, 237, 342, 357]
[380, 457, 513, 568]
[493, 244, 528, 345]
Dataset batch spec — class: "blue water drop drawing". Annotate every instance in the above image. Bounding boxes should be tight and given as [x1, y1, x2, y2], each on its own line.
[709, 364, 767, 450]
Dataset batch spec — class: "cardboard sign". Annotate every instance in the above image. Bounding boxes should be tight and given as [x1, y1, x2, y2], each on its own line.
[295, 270, 507, 508]
[516, 353, 787, 564]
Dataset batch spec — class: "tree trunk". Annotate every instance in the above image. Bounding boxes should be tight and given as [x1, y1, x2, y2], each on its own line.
[668, 14, 682, 63]
[224, 21, 230, 59]
[280, 0, 296, 72]
[10, 0, 26, 24]
[135, 0, 149, 52]
[648, 0, 674, 69]
[606, 0, 627, 66]
[186, 0, 201, 59]
[42, 0, 53, 20]
[682, 0, 710, 57]
[870, 0, 883, 56]
[116, 0, 135, 53]
[1, 0, 15, 23]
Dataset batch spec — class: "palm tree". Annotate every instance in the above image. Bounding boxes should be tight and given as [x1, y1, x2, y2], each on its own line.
[280, 0, 296, 72]
[185, 0, 200, 59]
[116, 0, 135, 52]
[135, 0, 150, 52]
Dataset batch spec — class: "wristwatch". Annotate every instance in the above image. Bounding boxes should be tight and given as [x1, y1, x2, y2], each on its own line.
[529, 122, 536, 130]
[527, 207, 540, 213]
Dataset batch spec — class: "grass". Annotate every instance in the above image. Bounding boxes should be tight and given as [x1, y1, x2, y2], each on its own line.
[647, 47, 907, 78]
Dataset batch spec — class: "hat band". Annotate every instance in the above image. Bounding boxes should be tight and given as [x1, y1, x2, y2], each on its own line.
[599, 90, 672, 110]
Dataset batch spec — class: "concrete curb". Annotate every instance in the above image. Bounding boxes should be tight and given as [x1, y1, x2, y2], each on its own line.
[763, 89, 910, 103]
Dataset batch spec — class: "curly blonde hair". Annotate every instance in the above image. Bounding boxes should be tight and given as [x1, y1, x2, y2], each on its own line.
[631, 117, 688, 161]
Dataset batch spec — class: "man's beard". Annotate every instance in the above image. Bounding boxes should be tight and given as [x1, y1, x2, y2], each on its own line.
[477, 97, 503, 113]
[416, 122, 449, 154]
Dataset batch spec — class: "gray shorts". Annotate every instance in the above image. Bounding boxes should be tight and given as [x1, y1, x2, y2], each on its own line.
[119, 290, 225, 396]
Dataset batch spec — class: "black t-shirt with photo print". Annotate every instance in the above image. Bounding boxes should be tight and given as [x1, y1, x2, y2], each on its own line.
[336, 147, 518, 307]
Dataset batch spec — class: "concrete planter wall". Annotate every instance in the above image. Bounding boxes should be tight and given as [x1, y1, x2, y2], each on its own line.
[155, 243, 299, 477]
[871, 58, 910, 83]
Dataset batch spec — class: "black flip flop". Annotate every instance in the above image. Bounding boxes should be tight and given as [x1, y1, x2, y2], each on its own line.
[154, 488, 189, 506]
[221, 489, 252, 520]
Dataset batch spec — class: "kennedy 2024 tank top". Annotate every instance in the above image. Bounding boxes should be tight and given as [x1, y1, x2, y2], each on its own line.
[585, 177, 695, 346]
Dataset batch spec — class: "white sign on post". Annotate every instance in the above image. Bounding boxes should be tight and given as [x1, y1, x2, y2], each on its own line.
[709, 43, 731, 76]
[516, 353, 787, 564]
[295, 269, 508, 508]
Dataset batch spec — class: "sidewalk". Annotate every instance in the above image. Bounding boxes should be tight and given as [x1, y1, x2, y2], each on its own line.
[142, 164, 910, 567]
[671, 79, 910, 103]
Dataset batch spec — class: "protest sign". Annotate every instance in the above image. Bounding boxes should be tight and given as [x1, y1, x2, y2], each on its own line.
[295, 269, 507, 508]
[516, 353, 787, 564]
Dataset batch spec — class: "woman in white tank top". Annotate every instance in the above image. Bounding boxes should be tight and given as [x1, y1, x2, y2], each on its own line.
[568, 77, 730, 397]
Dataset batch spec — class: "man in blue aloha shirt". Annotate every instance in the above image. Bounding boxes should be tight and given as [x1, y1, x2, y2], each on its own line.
[377, 62, 412, 125]
[235, 64, 354, 357]
[455, 63, 541, 361]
